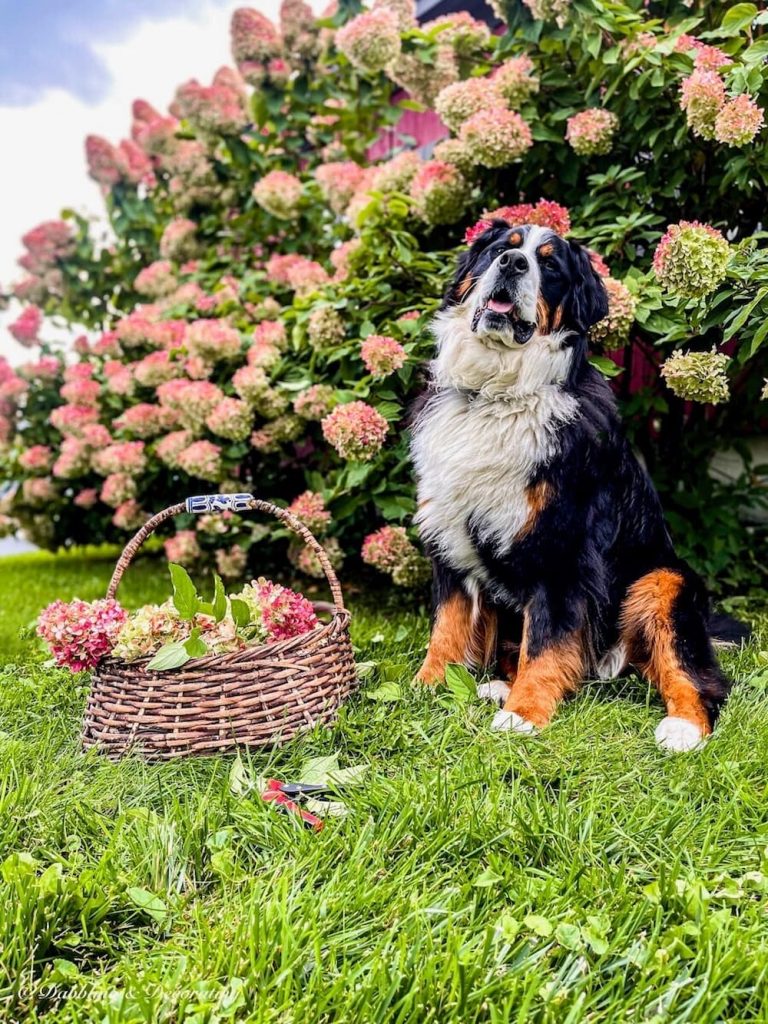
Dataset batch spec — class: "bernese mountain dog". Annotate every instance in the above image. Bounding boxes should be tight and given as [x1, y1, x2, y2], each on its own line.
[411, 220, 742, 752]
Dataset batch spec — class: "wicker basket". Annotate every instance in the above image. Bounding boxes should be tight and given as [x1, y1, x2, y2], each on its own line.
[82, 493, 358, 760]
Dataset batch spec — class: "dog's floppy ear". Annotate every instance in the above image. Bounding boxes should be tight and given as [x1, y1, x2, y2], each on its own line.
[441, 220, 510, 310]
[563, 240, 609, 332]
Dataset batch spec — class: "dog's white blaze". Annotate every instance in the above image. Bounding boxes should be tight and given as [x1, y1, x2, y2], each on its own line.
[471, 225, 549, 328]
[412, 307, 578, 593]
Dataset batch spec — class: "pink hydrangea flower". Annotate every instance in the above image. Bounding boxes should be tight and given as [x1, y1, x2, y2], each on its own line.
[133, 350, 183, 388]
[37, 597, 127, 671]
[100, 473, 138, 508]
[293, 384, 337, 420]
[74, 488, 99, 509]
[360, 335, 407, 377]
[330, 239, 362, 281]
[112, 140, 152, 188]
[157, 379, 224, 431]
[135, 260, 177, 298]
[85, 135, 120, 187]
[81, 423, 112, 448]
[112, 500, 147, 531]
[322, 401, 388, 461]
[335, 8, 401, 73]
[693, 44, 731, 72]
[231, 7, 282, 83]
[18, 445, 53, 473]
[176, 440, 223, 481]
[50, 404, 100, 437]
[215, 544, 249, 580]
[265, 253, 305, 285]
[315, 161, 367, 214]
[21, 220, 74, 267]
[233, 364, 270, 403]
[410, 161, 470, 226]
[60, 377, 101, 406]
[206, 397, 253, 441]
[251, 579, 319, 641]
[361, 526, 429, 585]
[253, 171, 304, 220]
[252, 320, 287, 350]
[652, 220, 730, 298]
[287, 490, 331, 534]
[115, 403, 176, 439]
[491, 56, 539, 107]
[164, 530, 201, 566]
[565, 108, 618, 155]
[22, 477, 57, 506]
[154, 429, 195, 468]
[18, 356, 61, 381]
[435, 78, 506, 133]
[187, 319, 242, 362]
[714, 94, 764, 147]
[9, 305, 43, 346]
[0, 372, 27, 400]
[52, 438, 91, 478]
[361, 525, 412, 571]
[160, 218, 198, 261]
[680, 70, 726, 139]
[286, 258, 330, 295]
[104, 363, 135, 397]
[92, 441, 147, 477]
[174, 72, 248, 135]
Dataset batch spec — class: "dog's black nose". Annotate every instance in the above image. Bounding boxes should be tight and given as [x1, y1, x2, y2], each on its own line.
[498, 249, 528, 275]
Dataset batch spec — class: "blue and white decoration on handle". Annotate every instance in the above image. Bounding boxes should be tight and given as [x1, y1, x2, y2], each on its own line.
[185, 493, 255, 514]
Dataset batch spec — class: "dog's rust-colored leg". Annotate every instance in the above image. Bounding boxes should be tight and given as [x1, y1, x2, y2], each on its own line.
[620, 569, 711, 736]
[496, 624, 584, 730]
[416, 591, 496, 685]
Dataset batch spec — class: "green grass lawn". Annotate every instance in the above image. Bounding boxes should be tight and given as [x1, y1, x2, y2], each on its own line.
[2, 551, 768, 1022]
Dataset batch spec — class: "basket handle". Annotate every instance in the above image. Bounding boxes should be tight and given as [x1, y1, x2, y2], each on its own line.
[106, 492, 345, 611]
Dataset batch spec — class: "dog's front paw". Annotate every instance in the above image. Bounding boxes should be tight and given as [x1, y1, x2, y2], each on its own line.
[491, 709, 537, 734]
[655, 716, 708, 753]
[477, 680, 511, 707]
[414, 661, 443, 686]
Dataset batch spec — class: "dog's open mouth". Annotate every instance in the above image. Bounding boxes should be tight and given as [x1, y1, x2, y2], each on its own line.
[476, 288, 536, 344]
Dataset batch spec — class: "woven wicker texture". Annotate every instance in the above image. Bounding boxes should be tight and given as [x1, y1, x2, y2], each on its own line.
[83, 496, 358, 760]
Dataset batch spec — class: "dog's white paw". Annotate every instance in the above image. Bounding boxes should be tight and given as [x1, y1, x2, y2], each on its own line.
[477, 680, 511, 707]
[491, 710, 537, 734]
[655, 716, 708, 753]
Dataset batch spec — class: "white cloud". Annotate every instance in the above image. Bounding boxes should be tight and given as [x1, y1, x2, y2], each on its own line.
[0, 0, 286, 365]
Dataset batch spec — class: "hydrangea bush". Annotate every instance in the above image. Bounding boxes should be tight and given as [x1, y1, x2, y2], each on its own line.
[2, 0, 768, 594]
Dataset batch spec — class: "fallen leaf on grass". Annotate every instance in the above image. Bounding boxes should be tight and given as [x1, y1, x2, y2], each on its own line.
[126, 886, 167, 925]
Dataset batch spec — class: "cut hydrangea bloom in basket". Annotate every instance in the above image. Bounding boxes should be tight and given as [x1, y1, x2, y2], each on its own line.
[37, 564, 320, 674]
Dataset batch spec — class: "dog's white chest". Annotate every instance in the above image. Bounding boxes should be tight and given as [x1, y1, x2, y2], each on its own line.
[412, 387, 577, 584]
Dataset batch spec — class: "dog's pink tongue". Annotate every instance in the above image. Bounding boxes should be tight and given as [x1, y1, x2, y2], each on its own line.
[486, 298, 514, 314]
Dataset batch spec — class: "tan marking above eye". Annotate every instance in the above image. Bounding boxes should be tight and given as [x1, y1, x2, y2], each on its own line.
[508, 231, 523, 247]
[538, 242, 554, 258]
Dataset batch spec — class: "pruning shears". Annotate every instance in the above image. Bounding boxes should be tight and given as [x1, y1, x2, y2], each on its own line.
[260, 778, 332, 831]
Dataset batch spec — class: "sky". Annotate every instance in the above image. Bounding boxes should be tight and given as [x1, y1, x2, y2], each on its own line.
[0, 0, 288, 364]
